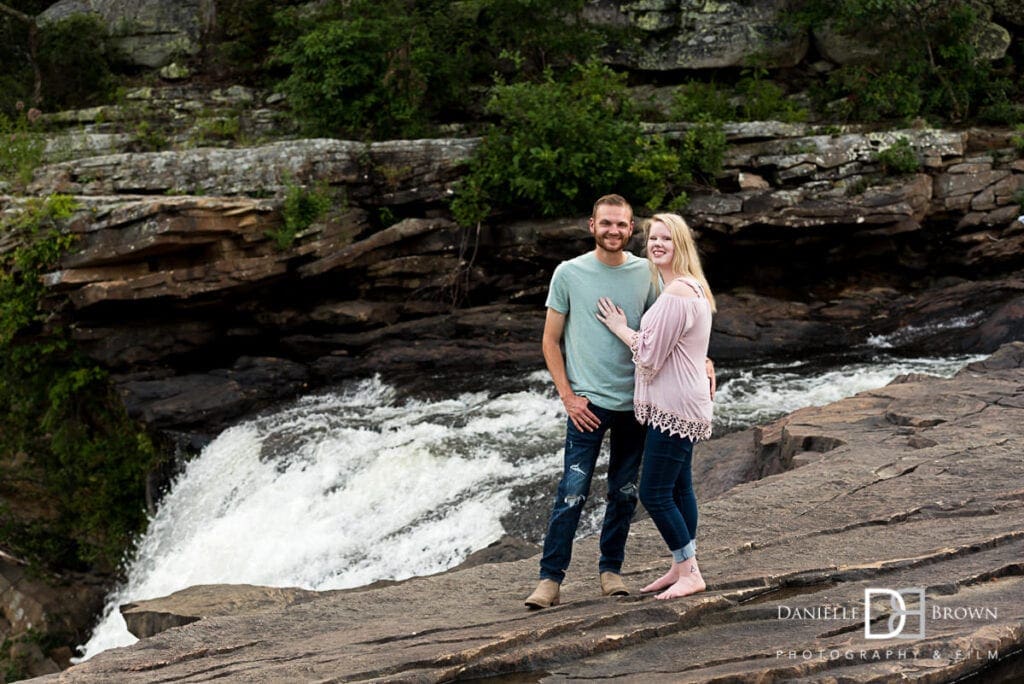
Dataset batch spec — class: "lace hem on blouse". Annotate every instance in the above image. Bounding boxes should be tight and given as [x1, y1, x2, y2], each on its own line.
[635, 402, 712, 442]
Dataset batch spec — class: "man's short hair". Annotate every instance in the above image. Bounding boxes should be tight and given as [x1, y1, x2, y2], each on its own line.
[592, 194, 633, 221]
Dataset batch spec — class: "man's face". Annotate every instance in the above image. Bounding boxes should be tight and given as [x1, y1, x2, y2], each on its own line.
[589, 204, 633, 253]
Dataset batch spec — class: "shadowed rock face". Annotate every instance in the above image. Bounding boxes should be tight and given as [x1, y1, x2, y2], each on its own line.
[30, 343, 1024, 682]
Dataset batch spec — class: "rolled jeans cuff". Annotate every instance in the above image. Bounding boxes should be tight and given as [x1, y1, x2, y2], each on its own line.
[672, 539, 696, 564]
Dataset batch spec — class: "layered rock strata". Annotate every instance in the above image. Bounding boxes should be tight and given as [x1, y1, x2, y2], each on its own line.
[6, 123, 1024, 435]
[29, 342, 1024, 682]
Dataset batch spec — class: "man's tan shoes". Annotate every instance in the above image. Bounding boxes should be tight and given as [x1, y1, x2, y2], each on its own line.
[600, 571, 630, 597]
[525, 579, 560, 609]
[526, 574, 628, 609]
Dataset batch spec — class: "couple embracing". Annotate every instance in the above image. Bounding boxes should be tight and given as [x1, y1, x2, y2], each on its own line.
[525, 193, 716, 610]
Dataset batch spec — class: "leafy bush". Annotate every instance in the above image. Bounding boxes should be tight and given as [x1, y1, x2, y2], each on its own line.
[875, 137, 920, 175]
[0, 196, 159, 573]
[272, 0, 598, 139]
[0, 107, 46, 186]
[37, 13, 116, 110]
[206, 0, 306, 81]
[267, 181, 332, 248]
[451, 61, 724, 225]
[670, 72, 806, 124]
[1012, 125, 1024, 154]
[793, 0, 1022, 124]
[670, 81, 735, 122]
[735, 69, 807, 123]
[818, 67, 923, 122]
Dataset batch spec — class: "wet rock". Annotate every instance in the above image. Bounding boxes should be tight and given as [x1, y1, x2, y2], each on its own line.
[31, 343, 1024, 682]
[116, 357, 310, 431]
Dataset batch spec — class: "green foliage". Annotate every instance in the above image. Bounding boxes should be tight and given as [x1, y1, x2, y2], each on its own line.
[37, 13, 117, 110]
[819, 67, 923, 122]
[1012, 125, 1024, 154]
[0, 196, 159, 573]
[735, 69, 807, 123]
[193, 114, 242, 145]
[268, 181, 332, 248]
[0, 629, 51, 682]
[273, 0, 428, 138]
[272, 0, 598, 139]
[670, 72, 806, 124]
[874, 137, 920, 175]
[793, 0, 1023, 124]
[1012, 187, 1024, 209]
[0, 107, 46, 186]
[130, 119, 170, 152]
[451, 61, 724, 225]
[0, 1, 50, 113]
[670, 82, 734, 122]
[207, 0, 306, 81]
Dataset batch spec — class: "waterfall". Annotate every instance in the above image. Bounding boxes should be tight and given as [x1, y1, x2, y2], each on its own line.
[77, 353, 984, 659]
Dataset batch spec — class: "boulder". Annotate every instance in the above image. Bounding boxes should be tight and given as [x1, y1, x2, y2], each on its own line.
[120, 585, 319, 640]
[588, 0, 808, 70]
[39, 0, 213, 69]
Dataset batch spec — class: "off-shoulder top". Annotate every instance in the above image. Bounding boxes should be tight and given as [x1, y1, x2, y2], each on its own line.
[628, 277, 713, 441]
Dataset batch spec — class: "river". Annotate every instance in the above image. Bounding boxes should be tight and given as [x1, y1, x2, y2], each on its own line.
[77, 349, 984, 659]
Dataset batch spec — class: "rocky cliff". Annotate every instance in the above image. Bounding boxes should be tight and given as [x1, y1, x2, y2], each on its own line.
[26, 342, 1024, 682]
[4, 121, 1023, 445]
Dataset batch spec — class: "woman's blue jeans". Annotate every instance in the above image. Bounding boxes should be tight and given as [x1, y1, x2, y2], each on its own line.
[538, 404, 643, 583]
[639, 426, 698, 563]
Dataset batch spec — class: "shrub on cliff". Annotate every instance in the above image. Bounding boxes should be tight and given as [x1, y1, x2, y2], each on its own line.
[0, 105, 45, 187]
[271, 0, 598, 139]
[792, 0, 1023, 124]
[37, 13, 117, 110]
[0, 196, 159, 573]
[0, 6, 116, 113]
[451, 61, 725, 225]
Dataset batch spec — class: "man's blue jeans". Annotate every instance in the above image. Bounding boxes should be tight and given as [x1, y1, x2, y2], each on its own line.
[639, 426, 698, 563]
[538, 404, 643, 583]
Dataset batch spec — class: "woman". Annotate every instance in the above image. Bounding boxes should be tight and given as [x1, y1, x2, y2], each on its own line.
[596, 212, 715, 600]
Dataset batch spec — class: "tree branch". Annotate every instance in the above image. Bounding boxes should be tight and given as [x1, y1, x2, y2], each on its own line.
[0, 2, 34, 25]
[0, 3, 43, 105]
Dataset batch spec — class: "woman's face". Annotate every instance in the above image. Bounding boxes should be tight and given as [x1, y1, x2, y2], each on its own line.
[646, 221, 675, 268]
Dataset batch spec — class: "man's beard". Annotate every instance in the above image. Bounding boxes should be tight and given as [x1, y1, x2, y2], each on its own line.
[595, 233, 627, 252]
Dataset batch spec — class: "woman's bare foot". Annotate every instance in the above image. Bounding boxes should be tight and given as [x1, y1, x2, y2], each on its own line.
[641, 566, 678, 593]
[655, 558, 706, 600]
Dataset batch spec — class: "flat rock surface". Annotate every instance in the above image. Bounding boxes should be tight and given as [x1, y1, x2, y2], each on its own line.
[32, 343, 1024, 682]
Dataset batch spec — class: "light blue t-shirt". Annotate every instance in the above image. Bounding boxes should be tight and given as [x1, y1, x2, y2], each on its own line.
[546, 252, 658, 411]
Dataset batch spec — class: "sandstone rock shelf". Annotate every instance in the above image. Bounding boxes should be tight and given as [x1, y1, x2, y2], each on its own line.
[32, 343, 1024, 682]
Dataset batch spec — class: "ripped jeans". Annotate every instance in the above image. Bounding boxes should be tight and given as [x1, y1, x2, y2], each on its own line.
[538, 404, 644, 583]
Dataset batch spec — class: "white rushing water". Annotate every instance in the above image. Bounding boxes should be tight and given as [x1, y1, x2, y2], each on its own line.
[78, 353, 984, 659]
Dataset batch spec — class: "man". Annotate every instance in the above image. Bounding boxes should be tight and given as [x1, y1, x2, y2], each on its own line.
[525, 194, 658, 609]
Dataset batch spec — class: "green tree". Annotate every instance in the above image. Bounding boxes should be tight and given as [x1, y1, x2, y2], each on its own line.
[272, 0, 599, 139]
[793, 0, 1022, 123]
[452, 61, 724, 225]
[0, 197, 159, 572]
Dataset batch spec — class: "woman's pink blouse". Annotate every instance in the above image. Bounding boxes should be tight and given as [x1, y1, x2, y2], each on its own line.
[628, 279, 713, 441]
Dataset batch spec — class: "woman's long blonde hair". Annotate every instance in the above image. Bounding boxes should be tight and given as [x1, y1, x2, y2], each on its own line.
[645, 213, 716, 312]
